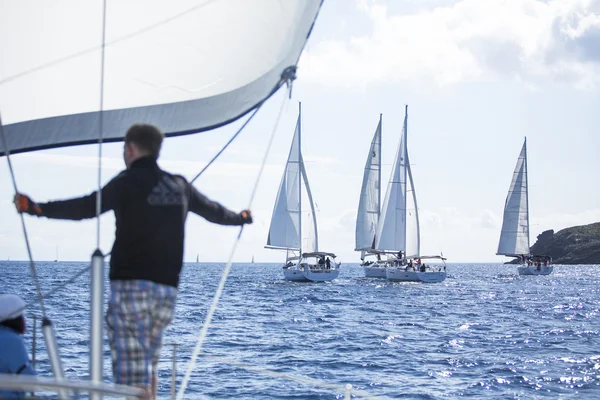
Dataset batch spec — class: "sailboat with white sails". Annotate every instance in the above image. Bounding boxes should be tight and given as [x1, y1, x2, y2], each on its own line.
[265, 103, 340, 282]
[356, 106, 446, 282]
[497, 138, 553, 275]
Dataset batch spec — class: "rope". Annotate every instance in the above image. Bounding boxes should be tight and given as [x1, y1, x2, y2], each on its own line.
[0, 113, 47, 318]
[189, 66, 296, 184]
[176, 87, 290, 400]
[190, 106, 261, 185]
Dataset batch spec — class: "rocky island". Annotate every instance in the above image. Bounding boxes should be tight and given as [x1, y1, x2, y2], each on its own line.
[509, 222, 600, 264]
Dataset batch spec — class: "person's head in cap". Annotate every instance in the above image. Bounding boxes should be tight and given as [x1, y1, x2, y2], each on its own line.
[0, 294, 26, 335]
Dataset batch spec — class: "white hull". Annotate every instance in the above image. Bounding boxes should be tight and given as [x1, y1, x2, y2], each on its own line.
[517, 264, 553, 275]
[386, 267, 446, 283]
[283, 264, 340, 282]
[363, 264, 388, 278]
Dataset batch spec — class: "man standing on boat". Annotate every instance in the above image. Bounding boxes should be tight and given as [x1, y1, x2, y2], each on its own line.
[13, 124, 253, 399]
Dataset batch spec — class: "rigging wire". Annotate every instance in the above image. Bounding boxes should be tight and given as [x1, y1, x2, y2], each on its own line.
[190, 106, 261, 185]
[176, 86, 291, 400]
[95, 0, 108, 249]
[25, 264, 91, 309]
[0, 114, 47, 319]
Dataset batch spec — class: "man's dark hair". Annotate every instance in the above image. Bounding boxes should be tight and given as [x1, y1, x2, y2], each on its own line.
[125, 124, 164, 160]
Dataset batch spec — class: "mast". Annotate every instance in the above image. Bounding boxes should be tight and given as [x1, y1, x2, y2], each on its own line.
[377, 113, 382, 224]
[402, 104, 409, 253]
[298, 102, 302, 258]
[524, 137, 530, 254]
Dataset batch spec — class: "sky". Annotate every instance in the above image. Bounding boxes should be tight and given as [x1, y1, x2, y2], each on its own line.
[1, 0, 599, 264]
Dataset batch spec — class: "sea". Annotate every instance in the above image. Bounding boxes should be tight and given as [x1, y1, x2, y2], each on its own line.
[1, 261, 600, 399]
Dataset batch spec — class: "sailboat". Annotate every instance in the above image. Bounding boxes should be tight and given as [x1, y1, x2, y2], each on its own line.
[54, 245, 58, 263]
[251, 255, 255, 264]
[265, 103, 340, 282]
[196, 254, 199, 263]
[355, 114, 386, 277]
[369, 105, 446, 283]
[497, 138, 553, 275]
[0, 2, 324, 397]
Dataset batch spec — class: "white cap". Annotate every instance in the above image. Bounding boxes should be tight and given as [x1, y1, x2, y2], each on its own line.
[0, 294, 26, 322]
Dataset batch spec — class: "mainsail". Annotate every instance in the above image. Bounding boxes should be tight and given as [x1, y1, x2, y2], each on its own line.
[355, 115, 382, 251]
[0, 0, 323, 156]
[497, 139, 530, 256]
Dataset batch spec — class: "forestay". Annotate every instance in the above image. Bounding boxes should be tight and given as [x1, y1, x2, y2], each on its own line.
[0, 0, 323, 156]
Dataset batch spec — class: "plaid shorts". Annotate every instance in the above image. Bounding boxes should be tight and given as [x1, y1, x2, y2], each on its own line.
[106, 280, 178, 386]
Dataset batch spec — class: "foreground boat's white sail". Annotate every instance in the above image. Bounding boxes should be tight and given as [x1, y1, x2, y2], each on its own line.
[0, 0, 323, 156]
[0, 2, 325, 397]
[497, 138, 553, 275]
[266, 104, 339, 282]
[370, 105, 446, 283]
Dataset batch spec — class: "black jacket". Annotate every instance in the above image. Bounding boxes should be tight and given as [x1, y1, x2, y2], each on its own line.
[39, 156, 244, 288]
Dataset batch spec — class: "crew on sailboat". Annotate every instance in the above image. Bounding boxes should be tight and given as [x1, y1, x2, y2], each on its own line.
[0, 294, 36, 400]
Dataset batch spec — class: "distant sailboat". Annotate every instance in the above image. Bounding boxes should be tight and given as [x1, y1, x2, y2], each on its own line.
[54, 245, 58, 262]
[369, 105, 447, 283]
[497, 138, 553, 275]
[196, 254, 199, 263]
[265, 103, 340, 282]
[251, 255, 255, 264]
[355, 114, 384, 276]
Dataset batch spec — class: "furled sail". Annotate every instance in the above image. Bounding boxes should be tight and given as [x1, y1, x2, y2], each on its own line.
[497, 139, 530, 256]
[301, 159, 319, 253]
[355, 116, 382, 251]
[405, 154, 420, 258]
[0, 0, 323, 156]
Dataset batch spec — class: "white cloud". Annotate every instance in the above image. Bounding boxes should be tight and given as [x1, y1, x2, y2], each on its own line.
[301, 0, 600, 88]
